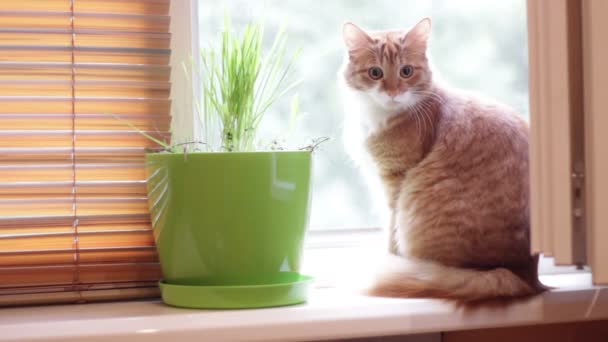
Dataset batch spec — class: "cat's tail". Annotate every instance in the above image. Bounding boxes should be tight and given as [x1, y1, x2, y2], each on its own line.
[366, 254, 548, 303]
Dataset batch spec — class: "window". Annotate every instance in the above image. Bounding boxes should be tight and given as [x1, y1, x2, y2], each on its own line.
[197, 0, 529, 230]
[2, 0, 607, 308]
[195, 0, 595, 279]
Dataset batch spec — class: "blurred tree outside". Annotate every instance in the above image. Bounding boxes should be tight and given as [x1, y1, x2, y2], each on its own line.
[198, 0, 528, 230]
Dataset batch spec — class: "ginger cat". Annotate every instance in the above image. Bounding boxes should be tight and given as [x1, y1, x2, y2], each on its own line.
[340, 18, 546, 302]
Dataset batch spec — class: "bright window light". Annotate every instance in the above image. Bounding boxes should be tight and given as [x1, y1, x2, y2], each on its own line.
[198, 0, 528, 230]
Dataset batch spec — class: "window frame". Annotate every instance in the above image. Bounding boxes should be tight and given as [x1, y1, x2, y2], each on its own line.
[170, 0, 199, 142]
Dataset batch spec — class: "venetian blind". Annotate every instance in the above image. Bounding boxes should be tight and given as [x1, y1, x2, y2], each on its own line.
[0, 0, 171, 306]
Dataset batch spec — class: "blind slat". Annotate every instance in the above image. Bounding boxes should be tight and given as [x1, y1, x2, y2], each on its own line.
[0, 64, 171, 82]
[76, 0, 170, 16]
[0, 199, 149, 218]
[0, 263, 161, 288]
[1, 222, 151, 233]
[0, 48, 170, 64]
[0, 133, 169, 149]
[0, 98, 170, 114]
[0, 12, 170, 33]
[1, 228, 152, 238]
[0, 181, 148, 196]
[0, 0, 169, 15]
[0, 147, 154, 163]
[0, 280, 158, 295]
[0, 1, 70, 12]
[0, 163, 147, 182]
[0, 286, 160, 307]
[0, 214, 151, 227]
[0, 85, 170, 99]
[0, 249, 158, 268]
[0, 32, 170, 49]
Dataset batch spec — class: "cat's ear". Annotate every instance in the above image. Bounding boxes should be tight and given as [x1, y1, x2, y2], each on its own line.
[343, 22, 372, 52]
[403, 18, 431, 51]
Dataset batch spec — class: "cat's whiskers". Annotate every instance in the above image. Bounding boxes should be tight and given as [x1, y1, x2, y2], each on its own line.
[410, 103, 422, 141]
[412, 89, 444, 136]
[416, 99, 436, 136]
[419, 102, 434, 139]
[413, 90, 446, 105]
[411, 103, 426, 139]
[408, 102, 427, 143]
[413, 89, 444, 101]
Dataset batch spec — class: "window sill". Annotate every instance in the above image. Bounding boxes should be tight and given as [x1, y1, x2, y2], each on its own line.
[0, 273, 606, 342]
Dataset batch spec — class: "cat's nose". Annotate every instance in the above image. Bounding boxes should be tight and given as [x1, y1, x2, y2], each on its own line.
[387, 90, 399, 98]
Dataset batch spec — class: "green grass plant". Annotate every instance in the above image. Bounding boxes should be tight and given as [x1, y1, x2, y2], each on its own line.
[196, 17, 301, 152]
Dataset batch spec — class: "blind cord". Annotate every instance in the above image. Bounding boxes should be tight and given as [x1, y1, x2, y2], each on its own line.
[69, 0, 83, 301]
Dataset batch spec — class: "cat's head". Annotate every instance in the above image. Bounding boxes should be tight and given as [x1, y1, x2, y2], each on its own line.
[341, 19, 432, 113]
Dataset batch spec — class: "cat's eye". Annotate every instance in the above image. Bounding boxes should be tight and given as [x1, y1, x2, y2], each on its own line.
[400, 65, 414, 78]
[368, 66, 384, 80]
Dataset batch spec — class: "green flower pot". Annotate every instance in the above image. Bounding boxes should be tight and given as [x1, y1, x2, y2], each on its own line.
[145, 151, 313, 309]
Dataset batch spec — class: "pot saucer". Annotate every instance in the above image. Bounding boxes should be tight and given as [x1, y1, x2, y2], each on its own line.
[159, 274, 314, 309]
